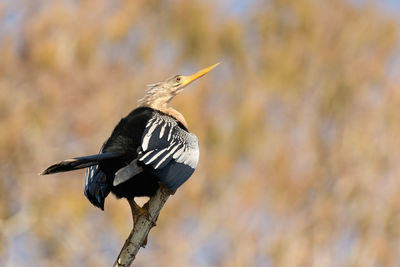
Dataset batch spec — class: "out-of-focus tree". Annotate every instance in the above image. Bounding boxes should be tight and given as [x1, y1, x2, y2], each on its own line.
[0, 0, 399, 266]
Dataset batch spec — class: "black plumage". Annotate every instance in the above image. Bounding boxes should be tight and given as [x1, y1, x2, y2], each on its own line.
[42, 107, 199, 210]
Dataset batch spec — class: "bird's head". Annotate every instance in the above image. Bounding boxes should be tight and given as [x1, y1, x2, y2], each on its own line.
[138, 62, 220, 109]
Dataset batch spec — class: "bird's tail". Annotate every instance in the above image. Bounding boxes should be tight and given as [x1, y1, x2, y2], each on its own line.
[41, 151, 123, 210]
[40, 152, 121, 175]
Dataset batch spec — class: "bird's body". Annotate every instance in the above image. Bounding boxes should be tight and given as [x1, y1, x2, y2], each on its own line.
[41, 63, 219, 210]
[83, 106, 198, 209]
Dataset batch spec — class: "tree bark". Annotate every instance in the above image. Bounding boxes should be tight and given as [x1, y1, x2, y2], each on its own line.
[114, 185, 173, 267]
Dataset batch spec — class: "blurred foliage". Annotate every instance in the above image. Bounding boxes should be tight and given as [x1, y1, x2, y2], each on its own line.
[0, 0, 399, 266]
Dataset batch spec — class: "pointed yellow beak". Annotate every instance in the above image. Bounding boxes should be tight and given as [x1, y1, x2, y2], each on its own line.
[181, 62, 220, 87]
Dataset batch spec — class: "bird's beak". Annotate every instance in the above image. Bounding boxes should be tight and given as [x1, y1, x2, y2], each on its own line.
[180, 62, 220, 87]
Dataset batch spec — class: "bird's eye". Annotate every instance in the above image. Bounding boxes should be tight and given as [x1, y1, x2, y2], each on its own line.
[175, 76, 181, 83]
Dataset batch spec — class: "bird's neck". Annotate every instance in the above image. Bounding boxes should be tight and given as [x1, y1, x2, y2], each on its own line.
[139, 97, 188, 128]
[147, 97, 172, 110]
[160, 107, 188, 129]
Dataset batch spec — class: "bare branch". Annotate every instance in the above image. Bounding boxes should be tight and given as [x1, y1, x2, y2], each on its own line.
[114, 185, 173, 267]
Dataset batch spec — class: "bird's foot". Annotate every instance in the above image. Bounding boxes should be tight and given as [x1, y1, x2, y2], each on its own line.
[128, 199, 149, 226]
[128, 199, 154, 247]
[158, 182, 176, 195]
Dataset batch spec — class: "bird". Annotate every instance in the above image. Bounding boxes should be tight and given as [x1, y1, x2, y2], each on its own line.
[41, 63, 220, 216]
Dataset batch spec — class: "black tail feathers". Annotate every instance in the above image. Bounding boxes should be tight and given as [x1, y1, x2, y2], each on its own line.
[40, 151, 124, 210]
[40, 152, 122, 175]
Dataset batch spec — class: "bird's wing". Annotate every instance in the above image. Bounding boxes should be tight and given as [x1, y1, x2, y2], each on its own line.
[139, 113, 199, 169]
[137, 113, 199, 189]
[84, 147, 123, 209]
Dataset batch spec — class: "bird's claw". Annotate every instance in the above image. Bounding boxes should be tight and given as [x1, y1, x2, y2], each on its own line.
[128, 199, 158, 248]
[128, 199, 149, 226]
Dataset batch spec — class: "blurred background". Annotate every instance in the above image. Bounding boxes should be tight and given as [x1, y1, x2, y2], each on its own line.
[1, 0, 400, 266]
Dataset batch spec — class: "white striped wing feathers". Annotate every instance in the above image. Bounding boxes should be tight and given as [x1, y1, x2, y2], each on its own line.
[138, 113, 199, 170]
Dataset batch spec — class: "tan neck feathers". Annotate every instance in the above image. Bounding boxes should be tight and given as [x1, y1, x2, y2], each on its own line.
[162, 108, 188, 129]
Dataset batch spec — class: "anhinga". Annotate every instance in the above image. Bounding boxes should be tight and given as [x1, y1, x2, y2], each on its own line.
[41, 63, 219, 217]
